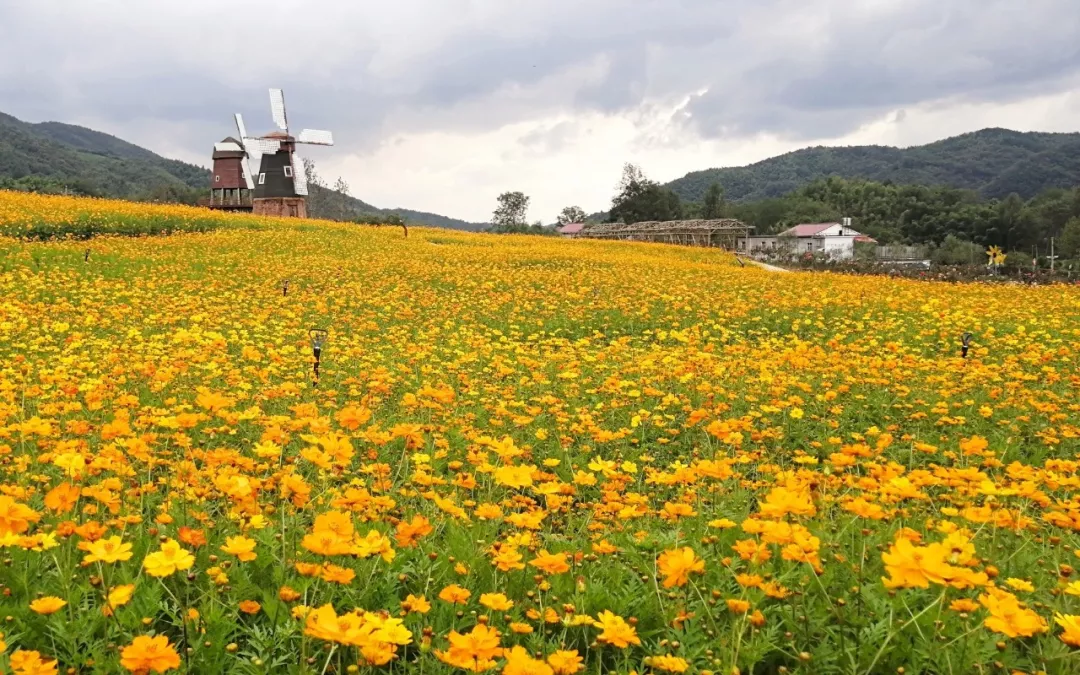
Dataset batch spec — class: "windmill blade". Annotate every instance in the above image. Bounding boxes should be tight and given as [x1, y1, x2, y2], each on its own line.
[240, 157, 255, 190]
[214, 141, 243, 152]
[246, 139, 281, 156]
[297, 129, 334, 146]
[269, 88, 288, 131]
[292, 154, 309, 196]
[234, 113, 249, 147]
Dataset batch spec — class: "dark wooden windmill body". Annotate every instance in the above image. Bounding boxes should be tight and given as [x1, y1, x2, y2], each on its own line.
[207, 137, 253, 211]
[233, 89, 334, 219]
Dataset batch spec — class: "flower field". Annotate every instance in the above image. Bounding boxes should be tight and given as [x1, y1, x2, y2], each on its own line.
[1, 191, 1080, 674]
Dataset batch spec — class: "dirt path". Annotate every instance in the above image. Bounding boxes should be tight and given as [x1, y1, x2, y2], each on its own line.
[738, 257, 790, 273]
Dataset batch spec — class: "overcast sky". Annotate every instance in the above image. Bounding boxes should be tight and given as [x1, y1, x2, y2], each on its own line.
[2, 0, 1079, 223]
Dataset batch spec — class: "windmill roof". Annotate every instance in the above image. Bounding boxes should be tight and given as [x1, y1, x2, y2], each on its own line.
[263, 130, 293, 140]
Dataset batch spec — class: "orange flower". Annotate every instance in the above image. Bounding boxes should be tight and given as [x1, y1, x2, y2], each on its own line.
[120, 635, 181, 673]
[29, 597, 66, 615]
[657, 547, 705, 588]
[503, 645, 553, 675]
[0, 496, 41, 536]
[435, 624, 502, 672]
[278, 586, 301, 602]
[979, 589, 1048, 638]
[43, 483, 80, 514]
[177, 527, 206, 548]
[401, 594, 431, 614]
[726, 599, 751, 614]
[9, 649, 59, 675]
[238, 600, 261, 615]
[394, 515, 433, 549]
[529, 550, 570, 575]
[438, 584, 472, 605]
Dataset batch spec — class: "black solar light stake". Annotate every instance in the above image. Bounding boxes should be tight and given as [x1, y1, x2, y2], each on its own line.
[283, 279, 290, 296]
[84, 249, 90, 263]
[961, 332, 973, 359]
[309, 328, 328, 386]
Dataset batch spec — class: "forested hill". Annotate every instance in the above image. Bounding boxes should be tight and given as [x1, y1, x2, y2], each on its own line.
[666, 128, 1080, 203]
[0, 111, 209, 199]
[0, 110, 485, 230]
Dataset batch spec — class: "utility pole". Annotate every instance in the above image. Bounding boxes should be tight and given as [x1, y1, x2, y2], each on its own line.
[1049, 237, 1057, 272]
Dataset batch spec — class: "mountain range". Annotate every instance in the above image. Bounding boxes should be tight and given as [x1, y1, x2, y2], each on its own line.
[665, 128, 1080, 204]
[0, 111, 485, 231]
[4, 109, 1080, 230]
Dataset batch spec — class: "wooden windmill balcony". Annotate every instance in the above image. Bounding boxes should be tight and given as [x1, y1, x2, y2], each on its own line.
[202, 188, 253, 211]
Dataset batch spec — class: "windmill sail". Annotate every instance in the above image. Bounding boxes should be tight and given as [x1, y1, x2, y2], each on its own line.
[297, 129, 334, 145]
[292, 155, 308, 196]
[234, 113, 249, 142]
[269, 88, 288, 131]
[240, 157, 255, 190]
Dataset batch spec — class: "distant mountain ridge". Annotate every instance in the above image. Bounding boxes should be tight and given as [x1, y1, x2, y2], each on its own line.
[665, 128, 1080, 203]
[0, 110, 484, 231]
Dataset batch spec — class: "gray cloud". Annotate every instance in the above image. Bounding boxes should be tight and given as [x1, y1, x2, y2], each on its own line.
[1, 0, 1079, 171]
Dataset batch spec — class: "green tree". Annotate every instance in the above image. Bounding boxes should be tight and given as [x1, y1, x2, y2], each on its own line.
[492, 191, 530, 232]
[609, 163, 682, 224]
[557, 206, 586, 225]
[1059, 217, 1080, 259]
[702, 182, 726, 219]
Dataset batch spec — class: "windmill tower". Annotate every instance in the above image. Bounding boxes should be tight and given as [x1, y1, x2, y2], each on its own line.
[207, 137, 253, 211]
[234, 88, 334, 218]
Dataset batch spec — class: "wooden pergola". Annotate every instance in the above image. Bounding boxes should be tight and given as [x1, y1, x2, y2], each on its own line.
[578, 219, 750, 249]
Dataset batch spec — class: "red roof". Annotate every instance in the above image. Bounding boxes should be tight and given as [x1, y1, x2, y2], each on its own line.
[854, 235, 877, 243]
[780, 223, 838, 237]
[558, 223, 585, 234]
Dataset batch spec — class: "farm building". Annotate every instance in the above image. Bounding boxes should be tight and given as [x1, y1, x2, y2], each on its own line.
[737, 220, 876, 259]
[558, 223, 585, 238]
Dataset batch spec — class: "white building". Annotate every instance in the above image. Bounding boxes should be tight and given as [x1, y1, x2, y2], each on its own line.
[737, 220, 875, 259]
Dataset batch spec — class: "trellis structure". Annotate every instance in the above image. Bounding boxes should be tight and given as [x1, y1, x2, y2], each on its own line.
[578, 219, 750, 249]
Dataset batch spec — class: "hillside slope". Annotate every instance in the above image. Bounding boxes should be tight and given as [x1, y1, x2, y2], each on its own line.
[667, 128, 1080, 203]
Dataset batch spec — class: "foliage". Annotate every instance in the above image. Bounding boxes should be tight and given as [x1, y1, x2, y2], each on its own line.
[705, 176, 1080, 253]
[0, 111, 208, 201]
[1059, 217, 1080, 259]
[491, 191, 530, 232]
[2, 194, 1080, 673]
[702, 182, 727, 219]
[557, 205, 586, 225]
[667, 127, 1080, 203]
[931, 234, 986, 266]
[608, 164, 683, 224]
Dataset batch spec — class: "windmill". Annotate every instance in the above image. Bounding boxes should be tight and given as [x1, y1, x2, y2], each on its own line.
[234, 88, 334, 218]
[206, 137, 254, 211]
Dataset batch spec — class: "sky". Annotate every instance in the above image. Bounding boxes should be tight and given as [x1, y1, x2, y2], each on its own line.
[2, 0, 1080, 223]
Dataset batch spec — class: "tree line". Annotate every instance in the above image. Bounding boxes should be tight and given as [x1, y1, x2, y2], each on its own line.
[491, 163, 1080, 260]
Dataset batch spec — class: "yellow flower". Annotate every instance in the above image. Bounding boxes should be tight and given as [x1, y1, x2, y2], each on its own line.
[1055, 613, 1080, 647]
[143, 539, 195, 578]
[81, 536, 133, 564]
[220, 536, 257, 562]
[479, 593, 514, 611]
[594, 610, 640, 649]
[29, 597, 67, 615]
